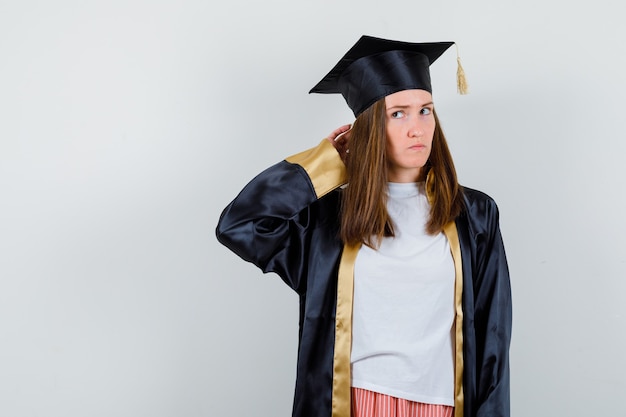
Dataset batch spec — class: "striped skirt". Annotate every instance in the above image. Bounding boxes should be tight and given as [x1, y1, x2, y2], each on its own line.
[351, 387, 454, 417]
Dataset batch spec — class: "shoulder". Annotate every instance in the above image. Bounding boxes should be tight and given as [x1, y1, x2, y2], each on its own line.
[461, 186, 499, 210]
[458, 186, 501, 230]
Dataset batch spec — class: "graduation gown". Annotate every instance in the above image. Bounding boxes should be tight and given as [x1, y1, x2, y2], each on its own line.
[216, 140, 512, 417]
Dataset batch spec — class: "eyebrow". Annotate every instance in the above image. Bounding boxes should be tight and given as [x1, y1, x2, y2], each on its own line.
[386, 101, 434, 110]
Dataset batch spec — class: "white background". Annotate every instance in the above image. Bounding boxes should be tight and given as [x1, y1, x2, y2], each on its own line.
[1, 1, 625, 416]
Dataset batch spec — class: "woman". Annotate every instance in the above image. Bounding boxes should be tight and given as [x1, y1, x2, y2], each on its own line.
[216, 35, 511, 417]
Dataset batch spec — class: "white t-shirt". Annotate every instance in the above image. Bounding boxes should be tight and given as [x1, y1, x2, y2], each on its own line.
[350, 181, 455, 406]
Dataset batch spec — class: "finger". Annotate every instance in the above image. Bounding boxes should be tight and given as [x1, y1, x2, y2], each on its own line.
[336, 123, 351, 133]
[335, 128, 352, 143]
[327, 124, 352, 141]
[333, 126, 352, 142]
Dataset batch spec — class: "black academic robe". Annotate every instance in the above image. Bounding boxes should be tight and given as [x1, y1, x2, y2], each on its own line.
[216, 140, 512, 417]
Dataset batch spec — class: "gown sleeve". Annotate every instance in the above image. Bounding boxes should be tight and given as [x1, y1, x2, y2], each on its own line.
[215, 139, 347, 293]
[471, 197, 512, 417]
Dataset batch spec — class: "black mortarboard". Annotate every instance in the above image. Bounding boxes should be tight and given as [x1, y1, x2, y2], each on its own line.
[310, 35, 465, 117]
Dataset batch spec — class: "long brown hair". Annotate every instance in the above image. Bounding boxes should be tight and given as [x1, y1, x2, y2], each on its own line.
[340, 98, 464, 247]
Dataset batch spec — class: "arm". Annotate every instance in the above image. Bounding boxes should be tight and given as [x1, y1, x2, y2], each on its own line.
[473, 199, 512, 417]
[215, 138, 347, 292]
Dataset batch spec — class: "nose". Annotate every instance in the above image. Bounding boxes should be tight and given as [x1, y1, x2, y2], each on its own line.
[408, 116, 424, 137]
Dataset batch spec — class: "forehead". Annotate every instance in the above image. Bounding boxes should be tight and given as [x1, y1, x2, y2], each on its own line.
[385, 89, 433, 107]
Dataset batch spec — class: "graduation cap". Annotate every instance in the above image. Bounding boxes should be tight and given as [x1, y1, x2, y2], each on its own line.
[309, 35, 467, 116]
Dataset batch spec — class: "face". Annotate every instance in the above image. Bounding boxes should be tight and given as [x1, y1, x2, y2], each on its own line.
[384, 89, 435, 183]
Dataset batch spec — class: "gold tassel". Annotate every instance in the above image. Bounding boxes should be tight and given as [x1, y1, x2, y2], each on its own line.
[456, 44, 468, 95]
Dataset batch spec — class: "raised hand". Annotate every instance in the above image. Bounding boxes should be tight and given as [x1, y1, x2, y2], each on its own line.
[326, 124, 351, 163]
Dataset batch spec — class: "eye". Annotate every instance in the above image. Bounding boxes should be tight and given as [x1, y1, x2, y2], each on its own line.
[390, 110, 405, 119]
[420, 107, 432, 116]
